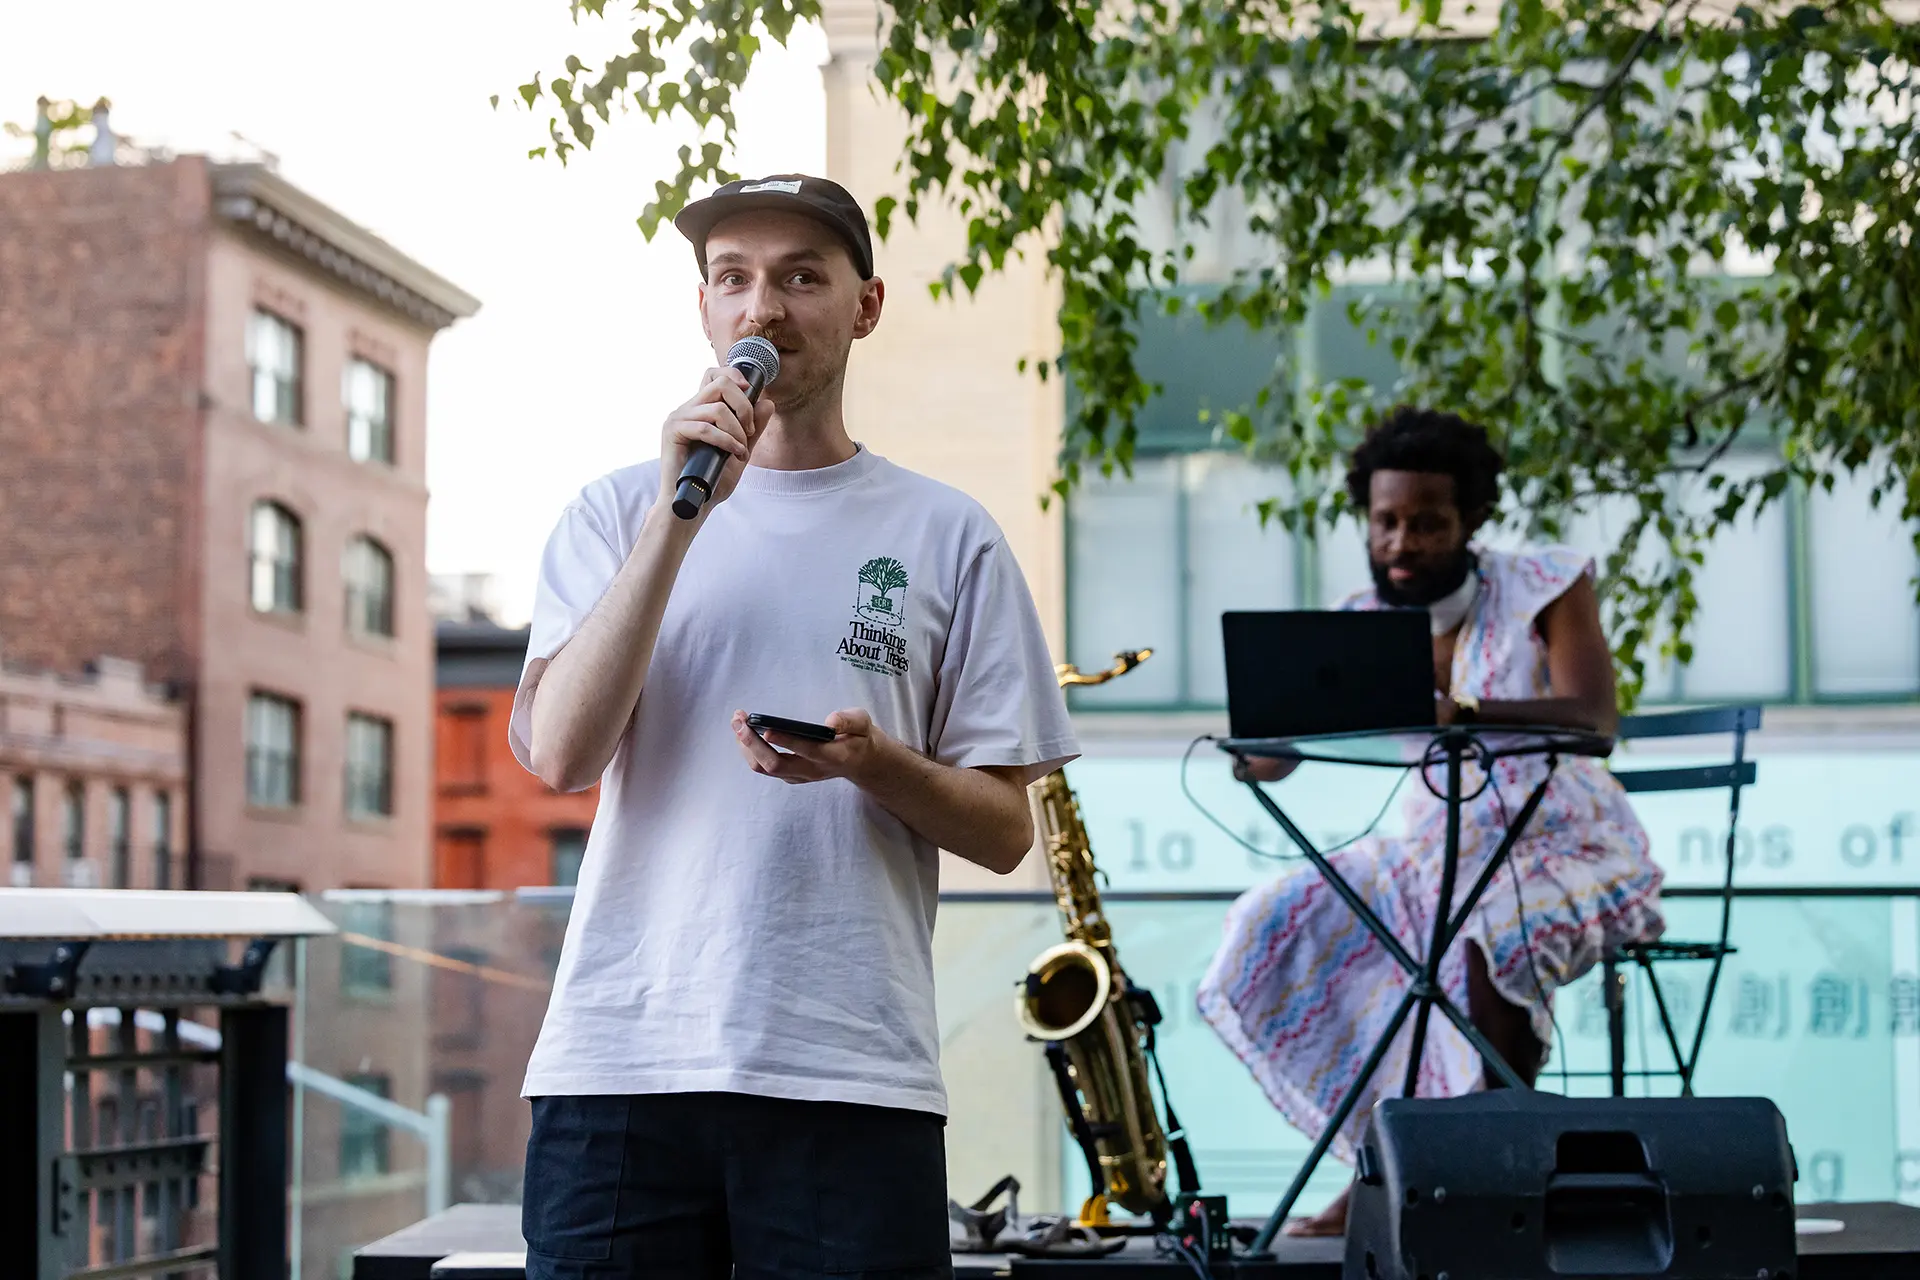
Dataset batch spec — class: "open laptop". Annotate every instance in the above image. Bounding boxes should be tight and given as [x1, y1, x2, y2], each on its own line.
[1221, 610, 1436, 740]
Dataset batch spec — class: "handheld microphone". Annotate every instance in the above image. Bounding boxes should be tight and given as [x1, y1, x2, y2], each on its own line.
[672, 335, 781, 520]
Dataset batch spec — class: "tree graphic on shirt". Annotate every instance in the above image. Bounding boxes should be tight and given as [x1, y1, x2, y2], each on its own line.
[857, 557, 909, 627]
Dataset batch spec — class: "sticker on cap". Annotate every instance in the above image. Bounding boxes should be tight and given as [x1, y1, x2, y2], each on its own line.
[740, 180, 803, 195]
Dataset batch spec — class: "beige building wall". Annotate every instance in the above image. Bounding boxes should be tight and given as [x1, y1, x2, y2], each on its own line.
[820, 3, 1070, 898]
[819, 0, 1073, 1211]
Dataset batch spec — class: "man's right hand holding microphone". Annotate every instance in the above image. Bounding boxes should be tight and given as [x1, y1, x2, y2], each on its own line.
[656, 363, 775, 517]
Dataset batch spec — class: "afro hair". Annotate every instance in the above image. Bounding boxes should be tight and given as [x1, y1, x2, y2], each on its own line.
[1345, 405, 1506, 517]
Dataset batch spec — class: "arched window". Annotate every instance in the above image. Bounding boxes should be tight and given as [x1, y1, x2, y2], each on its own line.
[344, 535, 396, 637]
[249, 501, 303, 614]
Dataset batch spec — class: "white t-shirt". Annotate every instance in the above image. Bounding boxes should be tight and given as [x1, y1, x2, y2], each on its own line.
[509, 445, 1079, 1115]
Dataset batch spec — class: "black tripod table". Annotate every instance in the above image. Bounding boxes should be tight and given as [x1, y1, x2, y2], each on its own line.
[1218, 725, 1612, 1255]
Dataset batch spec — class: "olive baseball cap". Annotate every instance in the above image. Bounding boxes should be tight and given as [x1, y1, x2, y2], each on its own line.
[673, 174, 876, 280]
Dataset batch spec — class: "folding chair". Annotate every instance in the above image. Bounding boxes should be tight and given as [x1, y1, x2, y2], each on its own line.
[1602, 704, 1763, 1097]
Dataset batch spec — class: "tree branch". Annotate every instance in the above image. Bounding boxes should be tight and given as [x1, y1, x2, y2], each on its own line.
[1692, 366, 1774, 414]
[1553, 2, 1683, 157]
[1670, 366, 1776, 472]
[1443, 75, 1594, 139]
[1672, 419, 1745, 473]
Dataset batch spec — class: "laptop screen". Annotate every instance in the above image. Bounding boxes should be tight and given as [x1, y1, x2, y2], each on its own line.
[1220, 610, 1437, 740]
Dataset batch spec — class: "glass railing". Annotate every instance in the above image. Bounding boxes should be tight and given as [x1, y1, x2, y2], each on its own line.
[283, 888, 1920, 1280]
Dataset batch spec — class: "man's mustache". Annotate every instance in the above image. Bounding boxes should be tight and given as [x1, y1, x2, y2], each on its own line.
[742, 327, 799, 351]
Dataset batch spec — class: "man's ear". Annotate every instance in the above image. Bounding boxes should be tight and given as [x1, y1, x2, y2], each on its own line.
[698, 281, 712, 345]
[1463, 503, 1494, 538]
[852, 277, 885, 340]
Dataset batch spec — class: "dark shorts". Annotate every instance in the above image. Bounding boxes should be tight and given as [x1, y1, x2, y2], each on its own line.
[521, 1091, 954, 1279]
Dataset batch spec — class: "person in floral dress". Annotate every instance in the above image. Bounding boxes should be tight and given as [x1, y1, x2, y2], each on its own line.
[1197, 406, 1663, 1236]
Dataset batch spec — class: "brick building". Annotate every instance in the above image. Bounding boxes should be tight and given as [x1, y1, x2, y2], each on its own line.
[0, 153, 479, 894]
[435, 618, 600, 890]
[1, 648, 188, 889]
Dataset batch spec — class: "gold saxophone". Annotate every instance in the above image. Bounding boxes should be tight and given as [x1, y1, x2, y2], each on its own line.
[1016, 648, 1176, 1227]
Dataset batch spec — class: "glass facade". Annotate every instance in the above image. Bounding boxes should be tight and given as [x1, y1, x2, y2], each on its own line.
[1808, 468, 1920, 699]
[1063, 290, 1920, 709]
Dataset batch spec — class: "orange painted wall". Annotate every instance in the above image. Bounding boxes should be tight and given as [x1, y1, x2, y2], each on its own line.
[434, 674, 599, 890]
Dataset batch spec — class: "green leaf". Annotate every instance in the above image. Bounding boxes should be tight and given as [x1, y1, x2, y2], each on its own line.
[1787, 5, 1827, 33]
[501, 0, 1920, 682]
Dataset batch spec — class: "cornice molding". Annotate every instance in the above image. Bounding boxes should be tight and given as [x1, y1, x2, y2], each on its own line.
[211, 164, 481, 331]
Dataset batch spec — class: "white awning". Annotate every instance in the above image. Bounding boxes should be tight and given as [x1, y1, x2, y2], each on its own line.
[0, 889, 337, 940]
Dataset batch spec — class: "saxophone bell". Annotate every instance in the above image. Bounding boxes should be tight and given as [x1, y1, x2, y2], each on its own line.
[1016, 941, 1112, 1042]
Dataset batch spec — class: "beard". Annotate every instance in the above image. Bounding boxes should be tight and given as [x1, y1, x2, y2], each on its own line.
[767, 359, 836, 418]
[744, 328, 848, 420]
[1371, 545, 1474, 607]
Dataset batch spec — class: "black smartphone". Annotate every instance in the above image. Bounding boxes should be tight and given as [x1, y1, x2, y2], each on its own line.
[746, 713, 837, 744]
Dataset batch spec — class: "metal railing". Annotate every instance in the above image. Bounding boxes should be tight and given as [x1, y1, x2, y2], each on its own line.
[0, 888, 335, 1280]
[288, 884, 1920, 1252]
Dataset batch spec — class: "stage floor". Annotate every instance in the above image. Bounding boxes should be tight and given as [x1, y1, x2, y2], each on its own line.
[354, 1200, 1920, 1279]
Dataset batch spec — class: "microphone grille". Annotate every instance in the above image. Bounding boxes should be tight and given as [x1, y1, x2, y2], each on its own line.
[726, 335, 781, 383]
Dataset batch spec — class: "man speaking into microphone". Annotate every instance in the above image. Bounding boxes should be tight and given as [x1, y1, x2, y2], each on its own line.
[509, 173, 1078, 1279]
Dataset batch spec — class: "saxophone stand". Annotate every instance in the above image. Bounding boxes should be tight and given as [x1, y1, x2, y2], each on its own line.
[1045, 1040, 1121, 1228]
[1219, 725, 1614, 1259]
[1041, 1017, 1202, 1232]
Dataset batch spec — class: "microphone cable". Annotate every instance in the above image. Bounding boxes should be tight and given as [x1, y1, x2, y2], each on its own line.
[1179, 734, 1412, 866]
[1154, 1231, 1215, 1279]
[1461, 748, 1573, 1094]
[1403, 733, 1573, 1091]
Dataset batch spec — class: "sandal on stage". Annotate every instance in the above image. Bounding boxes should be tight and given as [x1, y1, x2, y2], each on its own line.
[1003, 1217, 1129, 1259]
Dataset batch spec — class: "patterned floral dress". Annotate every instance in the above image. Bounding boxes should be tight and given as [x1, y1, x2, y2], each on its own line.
[1195, 545, 1664, 1164]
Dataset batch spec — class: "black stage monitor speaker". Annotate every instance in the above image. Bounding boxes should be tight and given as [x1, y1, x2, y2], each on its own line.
[1344, 1091, 1797, 1280]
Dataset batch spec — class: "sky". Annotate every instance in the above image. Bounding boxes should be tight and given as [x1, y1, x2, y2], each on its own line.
[3, 0, 830, 626]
